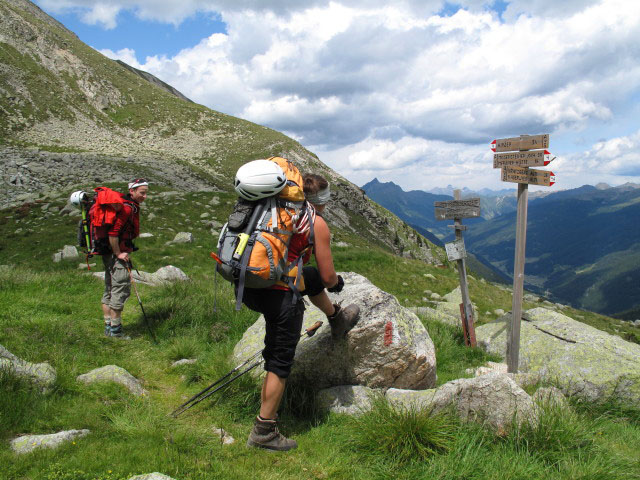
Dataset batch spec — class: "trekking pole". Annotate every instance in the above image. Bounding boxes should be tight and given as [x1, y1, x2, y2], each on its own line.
[171, 320, 323, 417]
[126, 262, 158, 344]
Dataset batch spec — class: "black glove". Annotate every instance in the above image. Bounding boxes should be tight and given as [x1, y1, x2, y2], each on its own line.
[328, 275, 344, 293]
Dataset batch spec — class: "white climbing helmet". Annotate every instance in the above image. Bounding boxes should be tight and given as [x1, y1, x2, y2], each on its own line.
[69, 190, 88, 206]
[234, 160, 287, 201]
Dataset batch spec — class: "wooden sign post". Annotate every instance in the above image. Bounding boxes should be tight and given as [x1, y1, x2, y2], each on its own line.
[491, 134, 555, 373]
[434, 192, 479, 347]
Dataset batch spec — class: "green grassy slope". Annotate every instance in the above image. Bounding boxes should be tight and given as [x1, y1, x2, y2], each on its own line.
[1, 192, 639, 480]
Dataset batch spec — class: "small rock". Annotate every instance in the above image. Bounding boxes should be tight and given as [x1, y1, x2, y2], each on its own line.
[170, 359, 197, 368]
[52, 252, 62, 263]
[77, 365, 147, 396]
[494, 309, 505, 316]
[200, 212, 210, 218]
[171, 232, 193, 244]
[11, 429, 90, 454]
[430, 292, 442, 300]
[61, 245, 79, 260]
[151, 265, 189, 284]
[128, 474, 176, 480]
[0, 344, 56, 392]
[423, 274, 436, 280]
[78, 263, 97, 270]
[212, 427, 235, 445]
[139, 233, 154, 238]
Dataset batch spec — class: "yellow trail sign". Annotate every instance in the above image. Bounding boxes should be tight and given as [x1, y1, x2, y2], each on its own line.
[491, 134, 549, 152]
[501, 166, 555, 186]
[493, 149, 552, 168]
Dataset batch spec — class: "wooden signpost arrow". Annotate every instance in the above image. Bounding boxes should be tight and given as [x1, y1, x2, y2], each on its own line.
[434, 191, 478, 347]
[502, 166, 556, 186]
[490, 134, 549, 152]
[493, 149, 553, 169]
[491, 134, 555, 373]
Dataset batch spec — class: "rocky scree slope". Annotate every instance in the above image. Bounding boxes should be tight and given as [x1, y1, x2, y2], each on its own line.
[0, 0, 442, 263]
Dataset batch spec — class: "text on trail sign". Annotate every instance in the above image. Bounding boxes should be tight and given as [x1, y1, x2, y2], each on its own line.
[493, 150, 552, 168]
[491, 134, 550, 152]
[434, 198, 481, 220]
[501, 166, 556, 186]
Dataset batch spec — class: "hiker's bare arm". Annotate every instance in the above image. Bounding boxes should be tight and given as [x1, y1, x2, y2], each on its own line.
[313, 216, 338, 287]
[109, 236, 128, 261]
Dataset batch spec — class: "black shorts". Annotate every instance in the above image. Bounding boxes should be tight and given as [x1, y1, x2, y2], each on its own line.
[242, 288, 306, 378]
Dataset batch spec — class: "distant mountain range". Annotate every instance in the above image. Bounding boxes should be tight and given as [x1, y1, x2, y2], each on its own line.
[363, 179, 640, 317]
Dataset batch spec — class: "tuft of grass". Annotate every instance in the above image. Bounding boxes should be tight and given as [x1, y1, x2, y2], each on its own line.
[507, 399, 595, 465]
[345, 396, 456, 464]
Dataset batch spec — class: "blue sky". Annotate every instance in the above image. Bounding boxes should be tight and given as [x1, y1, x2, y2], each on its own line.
[47, 9, 227, 61]
[35, 0, 640, 192]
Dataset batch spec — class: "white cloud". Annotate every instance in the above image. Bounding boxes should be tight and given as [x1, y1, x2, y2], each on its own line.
[37, 0, 640, 190]
[557, 130, 640, 178]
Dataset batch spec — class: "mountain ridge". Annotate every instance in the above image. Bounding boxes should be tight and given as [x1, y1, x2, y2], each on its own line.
[0, 0, 443, 265]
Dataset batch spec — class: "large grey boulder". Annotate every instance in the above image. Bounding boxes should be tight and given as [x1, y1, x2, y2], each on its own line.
[387, 373, 537, 431]
[0, 344, 56, 392]
[11, 429, 90, 454]
[77, 365, 147, 396]
[233, 272, 437, 390]
[476, 308, 640, 406]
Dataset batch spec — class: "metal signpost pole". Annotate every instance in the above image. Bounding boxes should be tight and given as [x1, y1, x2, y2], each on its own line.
[453, 190, 476, 347]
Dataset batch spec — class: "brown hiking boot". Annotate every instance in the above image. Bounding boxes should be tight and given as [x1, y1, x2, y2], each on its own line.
[327, 303, 360, 341]
[247, 416, 297, 451]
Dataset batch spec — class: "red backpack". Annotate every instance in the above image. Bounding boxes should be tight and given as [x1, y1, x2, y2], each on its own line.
[77, 187, 125, 256]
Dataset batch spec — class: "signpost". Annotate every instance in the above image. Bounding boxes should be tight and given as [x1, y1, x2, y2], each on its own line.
[491, 134, 555, 373]
[434, 191, 478, 347]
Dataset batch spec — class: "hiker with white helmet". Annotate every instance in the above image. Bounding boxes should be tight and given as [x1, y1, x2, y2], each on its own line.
[222, 158, 359, 452]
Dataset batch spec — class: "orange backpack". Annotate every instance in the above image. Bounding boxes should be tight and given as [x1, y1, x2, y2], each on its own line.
[215, 157, 315, 310]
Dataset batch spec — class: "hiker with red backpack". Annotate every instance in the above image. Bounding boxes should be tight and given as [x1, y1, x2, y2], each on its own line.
[214, 158, 359, 451]
[71, 178, 149, 338]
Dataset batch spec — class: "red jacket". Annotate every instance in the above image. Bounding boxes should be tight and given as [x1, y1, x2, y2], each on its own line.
[108, 195, 140, 253]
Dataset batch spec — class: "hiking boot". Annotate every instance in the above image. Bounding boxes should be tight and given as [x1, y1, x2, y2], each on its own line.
[109, 324, 130, 340]
[246, 416, 297, 451]
[104, 323, 111, 337]
[327, 303, 360, 341]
